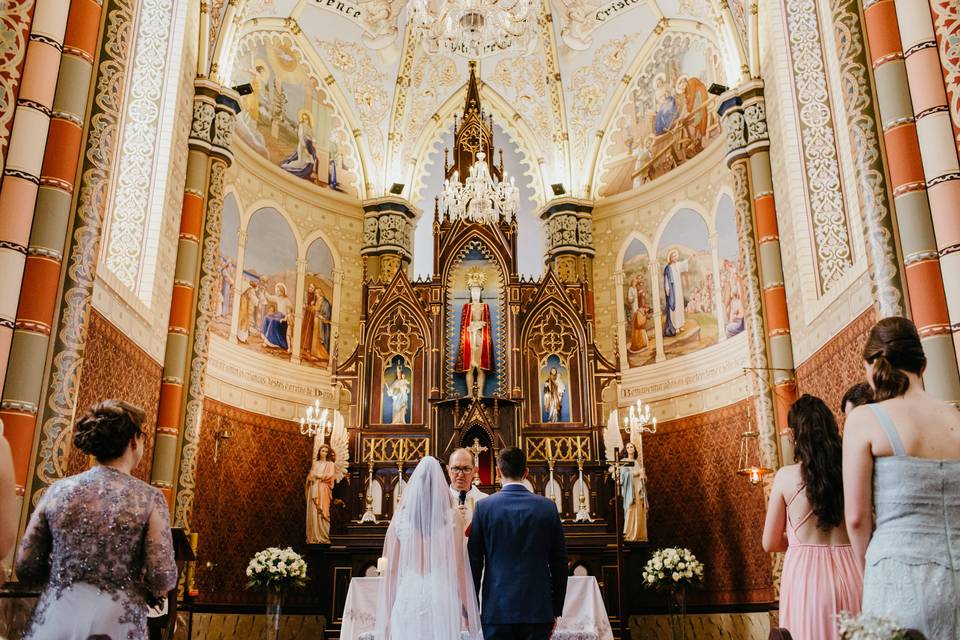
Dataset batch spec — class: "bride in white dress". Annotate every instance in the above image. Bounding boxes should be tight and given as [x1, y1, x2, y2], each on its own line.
[373, 456, 482, 640]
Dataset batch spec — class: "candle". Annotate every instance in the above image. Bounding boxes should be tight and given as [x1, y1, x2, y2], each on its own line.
[377, 557, 387, 575]
[546, 438, 553, 460]
[400, 438, 406, 461]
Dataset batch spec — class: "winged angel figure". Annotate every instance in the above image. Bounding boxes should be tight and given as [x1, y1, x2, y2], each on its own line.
[306, 411, 350, 544]
[554, 0, 607, 50]
[358, 0, 400, 49]
[603, 410, 649, 541]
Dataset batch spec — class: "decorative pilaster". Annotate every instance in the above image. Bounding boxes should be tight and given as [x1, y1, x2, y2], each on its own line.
[291, 258, 307, 364]
[719, 84, 792, 465]
[927, 0, 959, 157]
[0, 0, 74, 391]
[649, 256, 665, 363]
[893, 0, 960, 364]
[360, 196, 418, 282]
[862, 0, 960, 403]
[11, 0, 136, 521]
[155, 81, 239, 513]
[710, 233, 726, 340]
[0, 0, 112, 520]
[229, 229, 247, 342]
[537, 198, 595, 286]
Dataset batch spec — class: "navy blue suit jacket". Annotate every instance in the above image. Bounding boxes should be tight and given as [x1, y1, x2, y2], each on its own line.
[467, 484, 568, 625]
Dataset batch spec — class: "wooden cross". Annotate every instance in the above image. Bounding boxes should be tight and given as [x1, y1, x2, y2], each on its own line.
[468, 437, 488, 486]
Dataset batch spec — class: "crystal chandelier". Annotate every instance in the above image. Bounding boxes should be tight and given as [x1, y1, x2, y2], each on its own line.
[441, 151, 520, 224]
[407, 0, 538, 58]
[300, 399, 332, 443]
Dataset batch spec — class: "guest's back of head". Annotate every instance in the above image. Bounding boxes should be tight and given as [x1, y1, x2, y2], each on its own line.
[73, 400, 145, 463]
[840, 382, 874, 416]
[788, 394, 844, 531]
[862, 317, 925, 401]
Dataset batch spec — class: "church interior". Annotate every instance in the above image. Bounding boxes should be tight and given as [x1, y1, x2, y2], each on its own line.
[1, 0, 959, 638]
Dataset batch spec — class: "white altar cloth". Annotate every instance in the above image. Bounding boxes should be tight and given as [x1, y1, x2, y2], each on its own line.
[340, 575, 613, 640]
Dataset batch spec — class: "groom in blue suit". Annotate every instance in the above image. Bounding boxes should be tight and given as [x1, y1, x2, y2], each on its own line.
[468, 447, 568, 640]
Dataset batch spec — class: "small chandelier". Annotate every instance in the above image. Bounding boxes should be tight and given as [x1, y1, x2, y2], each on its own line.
[407, 0, 538, 58]
[441, 151, 520, 224]
[300, 399, 332, 443]
[737, 406, 772, 485]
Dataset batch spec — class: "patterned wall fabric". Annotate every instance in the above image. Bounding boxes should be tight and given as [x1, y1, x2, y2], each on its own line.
[644, 400, 774, 605]
[190, 398, 319, 606]
[796, 307, 877, 427]
[68, 310, 162, 482]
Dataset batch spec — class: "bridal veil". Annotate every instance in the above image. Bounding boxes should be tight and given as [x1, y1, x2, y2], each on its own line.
[373, 456, 482, 640]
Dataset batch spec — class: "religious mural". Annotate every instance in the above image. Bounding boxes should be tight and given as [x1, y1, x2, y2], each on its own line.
[598, 34, 722, 196]
[658, 209, 717, 359]
[301, 238, 335, 368]
[621, 239, 654, 367]
[716, 195, 745, 339]
[234, 38, 341, 190]
[540, 354, 571, 423]
[382, 355, 413, 424]
[234, 208, 298, 359]
[447, 246, 504, 398]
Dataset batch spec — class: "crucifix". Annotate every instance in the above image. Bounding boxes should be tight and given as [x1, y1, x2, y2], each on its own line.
[468, 437, 488, 487]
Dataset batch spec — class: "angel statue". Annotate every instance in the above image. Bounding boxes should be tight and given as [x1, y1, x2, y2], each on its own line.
[603, 410, 649, 542]
[306, 411, 350, 544]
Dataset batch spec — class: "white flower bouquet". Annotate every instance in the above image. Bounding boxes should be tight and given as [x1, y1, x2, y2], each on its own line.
[641, 547, 704, 592]
[838, 612, 914, 640]
[245, 547, 309, 592]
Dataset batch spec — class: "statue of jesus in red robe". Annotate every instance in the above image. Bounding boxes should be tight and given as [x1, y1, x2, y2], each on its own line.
[455, 271, 494, 396]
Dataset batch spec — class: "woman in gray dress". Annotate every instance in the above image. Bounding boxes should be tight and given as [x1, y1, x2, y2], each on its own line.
[16, 400, 177, 640]
[843, 317, 960, 638]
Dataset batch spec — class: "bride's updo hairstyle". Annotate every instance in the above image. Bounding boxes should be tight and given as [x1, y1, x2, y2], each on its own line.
[863, 317, 926, 401]
[73, 400, 145, 462]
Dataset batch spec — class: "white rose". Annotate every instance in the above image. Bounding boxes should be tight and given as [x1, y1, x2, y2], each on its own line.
[646, 574, 655, 583]
[672, 572, 680, 581]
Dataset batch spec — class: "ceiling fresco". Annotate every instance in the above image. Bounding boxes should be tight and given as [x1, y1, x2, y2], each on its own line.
[214, 0, 746, 204]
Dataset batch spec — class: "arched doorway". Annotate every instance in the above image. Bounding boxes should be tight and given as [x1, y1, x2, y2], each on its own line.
[461, 426, 494, 485]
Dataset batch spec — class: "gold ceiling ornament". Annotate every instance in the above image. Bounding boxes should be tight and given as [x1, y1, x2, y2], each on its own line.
[407, 0, 539, 58]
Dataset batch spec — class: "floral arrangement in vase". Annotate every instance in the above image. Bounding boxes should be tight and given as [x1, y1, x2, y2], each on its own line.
[838, 612, 916, 640]
[245, 547, 309, 592]
[641, 547, 704, 591]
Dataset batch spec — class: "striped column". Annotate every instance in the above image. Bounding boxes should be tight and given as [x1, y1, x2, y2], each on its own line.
[863, 0, 960, 403]
[718, 95, 780, 469]
[153, 82, 239, 514]
[0, 0, 104, 507]
[719, 83, 797, 463]
[0, 0, 71, 393]
[894, 0, 960, 364]
[0, 1, 38, 175]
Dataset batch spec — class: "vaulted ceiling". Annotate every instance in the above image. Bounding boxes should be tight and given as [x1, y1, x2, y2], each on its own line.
[208, 0, 749, 203]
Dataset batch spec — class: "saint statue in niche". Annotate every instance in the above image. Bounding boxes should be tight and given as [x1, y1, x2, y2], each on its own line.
[542, 367, 566, 423]
[662, 249, 689, 337]
[306, 444, 336, 544]
[620, 441, 648, 541]
[455, 269, 494, 396]
[383, 356, 412, 424]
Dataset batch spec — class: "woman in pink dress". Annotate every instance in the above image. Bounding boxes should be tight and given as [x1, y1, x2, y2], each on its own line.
[762, 394, 863, 639]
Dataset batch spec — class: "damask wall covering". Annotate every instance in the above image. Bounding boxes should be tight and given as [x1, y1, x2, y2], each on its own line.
[643, 399, 774, 605]
[191, 398, 319, 606]
[68, 310, 162, 483]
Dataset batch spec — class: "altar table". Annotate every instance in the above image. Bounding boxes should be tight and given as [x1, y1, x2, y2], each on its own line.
[339, 575, 613, 640]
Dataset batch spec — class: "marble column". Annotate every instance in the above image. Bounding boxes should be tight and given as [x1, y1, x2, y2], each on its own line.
[893, 0, 960, 365]
[229, 229, 248, 342]
[0, 0, 107, 514]
[719, 86, 791, 466]
[0, 0, 74, 391]
[862, 0, 960, 403]
[649, 257, 665, 363]
[152, 82, 239, 510]
[291, 258, 307, 364]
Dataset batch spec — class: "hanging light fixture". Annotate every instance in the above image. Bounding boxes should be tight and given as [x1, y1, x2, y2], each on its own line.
[300, 399, 332, 444]
[407, 0, 538, 58]
[441, 150, 520, 224]
[737, 405, 773, 485]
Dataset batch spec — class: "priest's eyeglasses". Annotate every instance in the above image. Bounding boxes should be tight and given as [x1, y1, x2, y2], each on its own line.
[449, 466, 474, 474]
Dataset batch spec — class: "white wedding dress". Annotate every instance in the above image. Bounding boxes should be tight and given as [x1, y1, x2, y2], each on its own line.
[374, 457, 482, 640]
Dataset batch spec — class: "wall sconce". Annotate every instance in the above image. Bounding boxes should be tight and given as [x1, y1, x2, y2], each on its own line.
[737, 405, 772, 485]
[213, 417, 231, 463]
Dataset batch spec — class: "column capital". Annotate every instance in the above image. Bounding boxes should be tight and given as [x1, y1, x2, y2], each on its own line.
[717, 80, 769, 167]
[188, 80, 240, 164]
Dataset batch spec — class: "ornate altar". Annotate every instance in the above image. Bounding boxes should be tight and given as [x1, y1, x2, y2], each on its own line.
[312, 62, 625, 635]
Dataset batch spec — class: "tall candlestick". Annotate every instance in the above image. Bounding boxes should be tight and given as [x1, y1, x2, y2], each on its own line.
[546, 438, 553, 460]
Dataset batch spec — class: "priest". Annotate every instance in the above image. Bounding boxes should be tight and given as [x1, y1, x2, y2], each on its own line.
[447, 448, 488, 535]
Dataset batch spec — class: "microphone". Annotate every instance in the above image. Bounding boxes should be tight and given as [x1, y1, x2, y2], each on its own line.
[458, 490, 467, 506]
